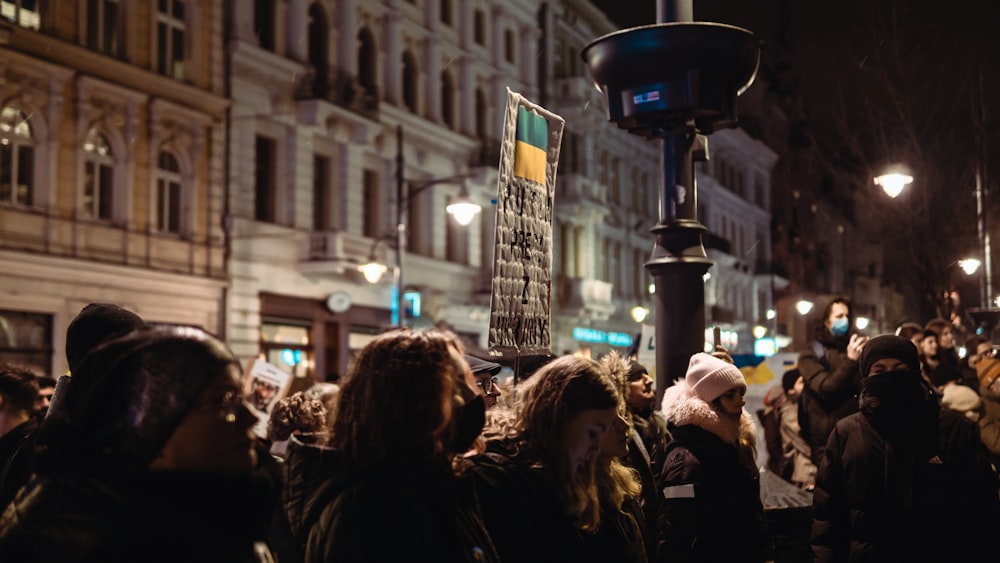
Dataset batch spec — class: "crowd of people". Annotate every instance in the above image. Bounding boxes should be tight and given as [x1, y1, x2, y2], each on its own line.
[0, 299, 998, 561]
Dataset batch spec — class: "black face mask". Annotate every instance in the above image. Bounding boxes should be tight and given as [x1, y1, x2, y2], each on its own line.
[449, 394, 486, 453]
[859, 369, 927, 424]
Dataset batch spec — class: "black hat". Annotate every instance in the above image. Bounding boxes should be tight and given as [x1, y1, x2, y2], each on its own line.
[859, 335, 920, 377]
[66, 303, 147, 374]
[627, 360, 649, 381]
[782, 368, 801, 393]
[465, 355, 502, 376]
[39, 326, 239, 472]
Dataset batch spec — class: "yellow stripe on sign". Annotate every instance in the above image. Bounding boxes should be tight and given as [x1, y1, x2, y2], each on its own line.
[514, 140, 547, 184]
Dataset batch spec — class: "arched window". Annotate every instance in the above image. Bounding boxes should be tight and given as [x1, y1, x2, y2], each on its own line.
[0, 106, 34, 206]
[440, 70, 455, 128]
[357, 28, 377, 98]
[307, 2, 328, 97]
[401, 50, 418, 113]
[82, 128, 114, 220]
[156, 150, 182, 234]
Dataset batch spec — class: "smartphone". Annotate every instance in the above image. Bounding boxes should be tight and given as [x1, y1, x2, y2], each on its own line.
[712, 326, 721, 348]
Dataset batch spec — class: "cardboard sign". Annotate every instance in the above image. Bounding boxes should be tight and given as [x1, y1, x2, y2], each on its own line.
[638, 323, 657, 387]
[488, 88, 564, 356]
[242, 358, 293, 439]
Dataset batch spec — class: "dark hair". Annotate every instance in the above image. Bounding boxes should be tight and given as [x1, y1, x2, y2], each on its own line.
[965, 335, 989, 356]
[924, 318, 952, 338]
[0, 364, 39, 413]
[328, 328, 463, 466]
[35, 375, 58, 390]
[822, 296, 854, 325]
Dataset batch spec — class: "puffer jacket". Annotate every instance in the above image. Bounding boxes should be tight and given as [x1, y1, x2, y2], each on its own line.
[811, 374, 1000, 562]
[656, 381, 771, 563]
[282, 438, 498, 563]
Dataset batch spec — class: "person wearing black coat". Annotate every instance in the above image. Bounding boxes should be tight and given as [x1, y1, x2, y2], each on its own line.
[796, 296, 867, 469]
[811, 335, 1000, 562]
[282, 328, 498, 563]
[657, 353, 771, 563]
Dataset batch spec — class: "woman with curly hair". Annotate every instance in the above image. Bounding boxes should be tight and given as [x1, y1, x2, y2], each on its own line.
[587, 351, 647, 563]
[282, 328, 498, 563]
[471, 354, 621, 562]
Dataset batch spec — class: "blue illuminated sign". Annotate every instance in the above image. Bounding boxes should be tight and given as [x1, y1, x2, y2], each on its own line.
[572, 327, 633, 347]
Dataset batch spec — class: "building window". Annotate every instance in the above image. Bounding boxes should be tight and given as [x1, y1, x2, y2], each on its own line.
[254, 0, 275, 51]
[156, 0, 186, 79]
[0, 310, 52, 377]
[402, 50, 418, 113]
[0, 0, 40, 29]
[156, 151, 182, 234]
[440, 0, 452, 26]
[0, 107, 34, 206]
[307, 3, 328, 97]
[504, 29, 515, 63]
[475, 88, 487, 139]
[473, 10, 485, 45]
[260, 320, 312, 379]
[82, 128, 114, 220]
[362, 169, 380, 238]
[86, 0, 120, 55]
[312, 154, 332, 231]
[254, 135, 277, 222]
[441, 70, 455, 128]
[357, 29, 378, 100]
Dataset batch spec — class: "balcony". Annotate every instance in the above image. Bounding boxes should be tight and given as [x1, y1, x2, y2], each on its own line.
[300, 230, 384, 277]
[295, 68, 379, 121]
[558, 276, 615, 320]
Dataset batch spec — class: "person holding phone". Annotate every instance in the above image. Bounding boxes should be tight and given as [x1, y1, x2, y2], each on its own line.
[796, 296, 867, 469]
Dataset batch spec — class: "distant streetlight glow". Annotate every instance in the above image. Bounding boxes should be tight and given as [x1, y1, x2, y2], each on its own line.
[445, 197, 482, 226]
[959, 258, 982, 275]
[631, 306, 649, 323]
[765, 308, 776, 320]
[795, 299, 814, 315]
[360, 261, 388, 284]
[855, 316, 870, 330]
[752, 325, 767, 339]
[874, 171, 913, 198]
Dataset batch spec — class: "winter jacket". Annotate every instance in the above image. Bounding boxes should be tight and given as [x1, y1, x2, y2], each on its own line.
[0, 417, 38, 511]
[656, 381, 771, 563]
[978, 384, 1000, 466]
[625, 409, 670, 560]
[811, 372, 1000, 562]
[283, 439, 497, 563]
[469, 440, 595, 563]
[0, 470, 273, 563]
[797, 335, 861, 467]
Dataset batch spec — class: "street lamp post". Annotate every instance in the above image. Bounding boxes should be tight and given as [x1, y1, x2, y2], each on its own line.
[363, 126, 481, 327]
[582, 1, 758, 401]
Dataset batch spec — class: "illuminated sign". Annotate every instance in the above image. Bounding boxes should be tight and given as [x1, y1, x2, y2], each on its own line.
[573, 327, 633, 347]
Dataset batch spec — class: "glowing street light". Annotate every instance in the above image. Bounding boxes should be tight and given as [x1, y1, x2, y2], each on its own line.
[874, 169, 913, 198]
[631, 306, 650, 323]
[855, 316, 870, 330]
[959, 258, 982, 276]
[795, 299, 814, 315]
[752, 325, 767, 339]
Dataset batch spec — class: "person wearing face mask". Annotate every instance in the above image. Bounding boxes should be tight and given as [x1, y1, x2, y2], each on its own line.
[282, 328, 498, 563]
[796, 296, 866, 469]
[657, 353, 771, 562]
[811, 335, 1000, 562]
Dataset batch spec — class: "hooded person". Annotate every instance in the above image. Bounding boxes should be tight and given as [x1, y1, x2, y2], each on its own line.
[45, 303, 148, 423]
[656, 353, 772, 562]
[0, 326, 273, 562]
[811, 335, 1000, 562]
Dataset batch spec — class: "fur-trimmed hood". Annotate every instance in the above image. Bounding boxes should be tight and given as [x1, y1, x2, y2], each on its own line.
[660, 379, 755, 445]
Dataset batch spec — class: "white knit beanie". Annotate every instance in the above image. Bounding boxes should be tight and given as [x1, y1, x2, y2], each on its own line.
[685, 352, 746, 402]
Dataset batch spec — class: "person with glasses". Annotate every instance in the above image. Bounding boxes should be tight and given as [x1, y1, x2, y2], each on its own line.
[0, 326, 275, 562]
[466, 355, 503, 409]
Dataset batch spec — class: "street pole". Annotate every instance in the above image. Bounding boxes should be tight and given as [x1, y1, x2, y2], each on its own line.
[395, 125, 405, 327]
[975, 70, 993, 309]
[582, 0, 758, 403]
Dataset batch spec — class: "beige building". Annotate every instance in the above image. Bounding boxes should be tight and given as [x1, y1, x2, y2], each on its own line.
[0, 1, 228, 376]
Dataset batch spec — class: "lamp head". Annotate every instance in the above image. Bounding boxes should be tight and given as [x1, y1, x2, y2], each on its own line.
[360, 261, 388, 284]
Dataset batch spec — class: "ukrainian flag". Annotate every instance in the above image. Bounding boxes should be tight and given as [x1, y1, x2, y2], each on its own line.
[514, 106, 548, 184]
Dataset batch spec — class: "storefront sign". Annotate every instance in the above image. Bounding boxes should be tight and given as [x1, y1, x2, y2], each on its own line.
[572, 327, 634, 347]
